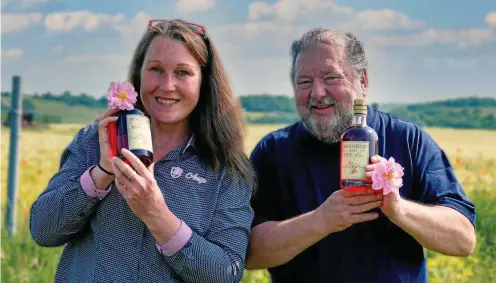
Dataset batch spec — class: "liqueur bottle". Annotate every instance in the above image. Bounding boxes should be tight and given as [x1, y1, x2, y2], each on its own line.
[109, 108, 153, 167]
[340, 98, 379, 193]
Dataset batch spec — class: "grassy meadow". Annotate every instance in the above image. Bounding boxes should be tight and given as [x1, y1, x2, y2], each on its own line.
[1, 123, 495, 283]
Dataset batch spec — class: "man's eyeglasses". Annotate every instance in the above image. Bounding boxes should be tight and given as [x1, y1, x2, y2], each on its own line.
[148, 19, 206, 36]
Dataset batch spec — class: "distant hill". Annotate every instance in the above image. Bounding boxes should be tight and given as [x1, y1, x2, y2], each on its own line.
[1, 91, 495, 129]
[239, 94, 296, 113]
[242, 95, 496, 129]
[388, 97, 496, 130]
[1, 92, 106, 124]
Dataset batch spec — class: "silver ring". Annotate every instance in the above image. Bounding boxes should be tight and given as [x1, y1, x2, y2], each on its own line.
[127, 171, 137, 181]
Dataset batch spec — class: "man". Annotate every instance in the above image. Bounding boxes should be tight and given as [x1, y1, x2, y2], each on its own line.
[245, 28, 476, 283]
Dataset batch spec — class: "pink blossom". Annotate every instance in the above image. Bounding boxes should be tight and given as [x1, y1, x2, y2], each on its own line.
[372, 157, 404, 195]
[107, 81, 137, 110]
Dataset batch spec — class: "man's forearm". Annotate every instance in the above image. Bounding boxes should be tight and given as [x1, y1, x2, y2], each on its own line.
[390, 199, 476, 257]
[245, 210, 327, 270]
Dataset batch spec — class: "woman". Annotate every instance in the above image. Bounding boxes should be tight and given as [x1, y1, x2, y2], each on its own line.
[30, 19, 255, 283]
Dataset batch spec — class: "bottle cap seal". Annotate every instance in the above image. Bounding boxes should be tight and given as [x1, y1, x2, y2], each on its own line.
[353, 98, 367, 114]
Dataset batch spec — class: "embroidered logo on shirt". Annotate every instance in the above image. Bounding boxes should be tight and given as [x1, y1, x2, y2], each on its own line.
[170, 167, 207, 184]
[185, 173, 207, 184]
[170, 167, 183, 178]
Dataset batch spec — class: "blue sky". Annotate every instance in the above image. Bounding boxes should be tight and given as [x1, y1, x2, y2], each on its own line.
[2, 0, 495, 103]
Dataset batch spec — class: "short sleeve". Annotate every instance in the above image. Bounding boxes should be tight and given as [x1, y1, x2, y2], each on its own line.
[419, 149, 476, 227]
[249, 138, 283, 228]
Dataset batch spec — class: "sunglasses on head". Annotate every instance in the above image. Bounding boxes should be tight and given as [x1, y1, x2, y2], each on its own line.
[148, 19, 206, 36]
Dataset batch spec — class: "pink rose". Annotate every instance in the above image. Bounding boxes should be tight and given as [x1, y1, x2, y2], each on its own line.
[107, 81, 138, 110]
[372, 157, 404, 195]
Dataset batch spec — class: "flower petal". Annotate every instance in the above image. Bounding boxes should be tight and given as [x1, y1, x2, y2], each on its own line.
[392, 178, 403, 188]
[106, 81, 137, 110]
[372, 181, 383, 190]
[372, 162, 387, 189]
[383, 182, 393, 195]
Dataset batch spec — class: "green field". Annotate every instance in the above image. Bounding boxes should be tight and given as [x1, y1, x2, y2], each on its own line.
[1, 124, 495, 282]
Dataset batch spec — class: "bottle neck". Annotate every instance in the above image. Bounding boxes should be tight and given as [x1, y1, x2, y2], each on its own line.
[352, 113, 367, 127]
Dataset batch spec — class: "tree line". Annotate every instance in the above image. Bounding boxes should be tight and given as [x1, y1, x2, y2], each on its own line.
[2, 91, 295, 112]
[1, 91, 495, 129]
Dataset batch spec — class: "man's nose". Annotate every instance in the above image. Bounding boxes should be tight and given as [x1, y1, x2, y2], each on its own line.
[310, 80, 326, 100]
[160, 73, 176, 92]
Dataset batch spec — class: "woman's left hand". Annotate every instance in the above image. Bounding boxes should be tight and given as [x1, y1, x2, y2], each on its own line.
[111, 148, 167, 222]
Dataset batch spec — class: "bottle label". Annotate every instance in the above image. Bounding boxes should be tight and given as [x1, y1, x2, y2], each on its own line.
[126, 114, 153, 152]
[341, 141, 369, 180]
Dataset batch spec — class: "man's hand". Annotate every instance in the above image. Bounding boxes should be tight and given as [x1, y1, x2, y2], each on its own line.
[315, 188, 383, 235]
[363, 155, 475, 256]
[246, 188, 383, 270]
[365, 155, 404, 221]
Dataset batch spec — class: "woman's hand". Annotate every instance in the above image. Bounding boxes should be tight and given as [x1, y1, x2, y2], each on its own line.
[111, 148, 166, 219]
[97, 108, 119, 174]
[112, 148, 181, 244]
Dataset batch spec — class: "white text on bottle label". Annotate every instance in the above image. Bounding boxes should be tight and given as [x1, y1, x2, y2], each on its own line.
[341, 141, 369, 180]
[127, 114, 153, 152]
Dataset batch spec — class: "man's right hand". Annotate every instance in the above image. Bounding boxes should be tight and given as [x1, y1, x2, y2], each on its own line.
[315, 189, 383, 235]
[245, 188, 383, 270]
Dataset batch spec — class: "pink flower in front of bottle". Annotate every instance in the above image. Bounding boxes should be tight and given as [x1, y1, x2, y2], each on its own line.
[107, 81, 137, 110]
[372, 157, 404, 195]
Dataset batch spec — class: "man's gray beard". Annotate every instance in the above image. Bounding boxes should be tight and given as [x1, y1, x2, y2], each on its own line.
[299, 103, 354, 144]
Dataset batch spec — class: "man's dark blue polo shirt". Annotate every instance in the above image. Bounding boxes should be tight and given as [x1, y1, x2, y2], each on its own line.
[249, 106, 476, 283]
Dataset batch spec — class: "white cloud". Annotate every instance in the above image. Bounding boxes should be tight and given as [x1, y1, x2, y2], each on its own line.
[3, 2, 494, 102]
[355, 9, 425, 30]
[213, 1, 427, 64]
[209, 1, 496, 100]
[248, 0, 341, 23]
[176, 0, 216, 13]
[52, 12, 153, 89]
[209, 2, 428, 98]
[248, 2, 272, 21]
[369, 28, 495, 49]
[111, 12, 151, 44]
[1, 48, 23, 58]
[44, 11, 125, 32]
[1, 13, 43, 34]
[247, 0, 421, 31]
[486, 12, 496, 28]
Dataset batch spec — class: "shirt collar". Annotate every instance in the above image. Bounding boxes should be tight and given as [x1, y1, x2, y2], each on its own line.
[182, 134, 197, 154]
[366, 105, 377, 127]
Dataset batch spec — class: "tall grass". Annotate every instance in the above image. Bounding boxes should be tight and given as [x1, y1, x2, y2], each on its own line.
[1, 124, 494, 282]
